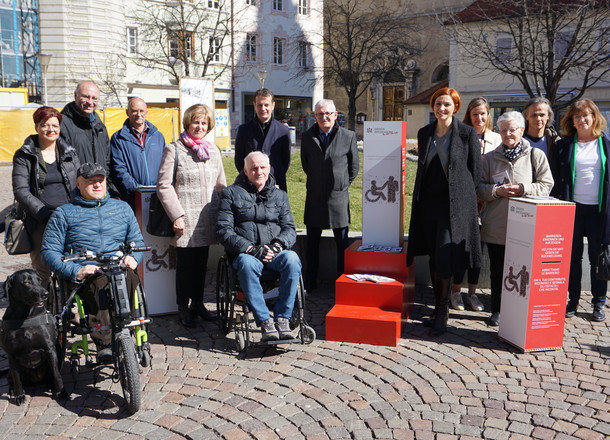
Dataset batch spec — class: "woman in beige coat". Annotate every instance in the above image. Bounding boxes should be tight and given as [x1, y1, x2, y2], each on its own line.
[477, 111, 553, 327]
[451, 97, 503, 312]
[156, 104, 226, 327]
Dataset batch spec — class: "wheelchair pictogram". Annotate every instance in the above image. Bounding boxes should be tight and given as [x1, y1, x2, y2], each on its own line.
[365, 176, 399, 203]
[503, 264, 530, 296]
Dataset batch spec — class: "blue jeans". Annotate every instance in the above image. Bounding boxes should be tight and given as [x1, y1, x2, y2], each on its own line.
[232, 250, 302, 324]
[569, 203, 607, 306]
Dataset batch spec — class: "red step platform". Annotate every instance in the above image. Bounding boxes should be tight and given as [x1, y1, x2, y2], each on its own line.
[325, 241, 415, 347]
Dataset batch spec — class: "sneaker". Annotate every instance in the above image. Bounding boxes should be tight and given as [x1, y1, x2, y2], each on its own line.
[466, 293, 484, 311]
[275, 317, 294, 340]
[96, 345, 112, 364]
[565, 301, 578, 318]
[260, 318, 279, 341]
[450, 290, 465, 311]
[592, 305, 606, 322]
[486, 312, 500, 327]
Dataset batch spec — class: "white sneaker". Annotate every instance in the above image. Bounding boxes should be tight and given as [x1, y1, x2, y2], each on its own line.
[466, 293, 484, 311]
[450, 290, 465, 310]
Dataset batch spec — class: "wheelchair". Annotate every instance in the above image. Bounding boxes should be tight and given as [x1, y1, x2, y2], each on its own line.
[49, 243, 152, 414]
[215, 253, 316, 352]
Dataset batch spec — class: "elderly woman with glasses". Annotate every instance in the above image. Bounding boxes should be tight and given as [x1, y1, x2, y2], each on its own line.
[550, 99, 610, 322]
[477, 111, 554, 327]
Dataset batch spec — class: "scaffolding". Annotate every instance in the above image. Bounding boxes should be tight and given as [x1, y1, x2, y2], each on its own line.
[0, 0, 40, 102]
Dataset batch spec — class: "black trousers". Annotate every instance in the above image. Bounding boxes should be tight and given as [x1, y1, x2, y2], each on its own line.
[486, 242, 505, 314]
[306, 227, 349, 283]
[175, 246, 210, 307]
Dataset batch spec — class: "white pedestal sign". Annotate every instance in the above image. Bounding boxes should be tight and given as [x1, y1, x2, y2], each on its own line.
[362, 121, 406, 247]
[135, 187, 178, 315]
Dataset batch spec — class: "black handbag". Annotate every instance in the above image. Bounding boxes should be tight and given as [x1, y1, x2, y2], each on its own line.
[596, 244, 610, 281]
[3, 203, 32, 255]
[147, 146, 178, 237]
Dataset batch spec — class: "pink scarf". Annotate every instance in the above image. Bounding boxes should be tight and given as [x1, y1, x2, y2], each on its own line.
[180, 130, 210, 161]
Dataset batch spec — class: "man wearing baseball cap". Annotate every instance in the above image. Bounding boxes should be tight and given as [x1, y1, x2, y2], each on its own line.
[42, 162, 145, 363]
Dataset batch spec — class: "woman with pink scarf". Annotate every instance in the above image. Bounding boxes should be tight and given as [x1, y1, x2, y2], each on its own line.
[157, 104, 227, 327]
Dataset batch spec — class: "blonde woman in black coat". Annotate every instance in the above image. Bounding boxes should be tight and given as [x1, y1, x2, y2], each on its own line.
[407, 87, 482, 337]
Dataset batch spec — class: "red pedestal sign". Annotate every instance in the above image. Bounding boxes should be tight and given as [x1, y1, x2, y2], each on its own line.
[498, 198, 575, 352]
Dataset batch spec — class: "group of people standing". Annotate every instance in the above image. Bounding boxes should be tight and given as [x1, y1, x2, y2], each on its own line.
[407, 87, 609, 337]
[11, 79, 606, 345]
[11, 82, 358, 344]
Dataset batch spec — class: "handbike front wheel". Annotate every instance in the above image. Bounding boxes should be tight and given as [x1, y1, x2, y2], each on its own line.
[117, 333, 141, 414]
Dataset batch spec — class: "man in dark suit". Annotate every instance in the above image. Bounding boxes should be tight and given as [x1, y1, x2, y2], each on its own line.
[301, 99, 359, 290]
[234, 88, 291, 192]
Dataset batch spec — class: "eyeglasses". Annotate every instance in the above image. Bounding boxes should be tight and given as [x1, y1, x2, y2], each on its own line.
[499, 127, 521, 135]
[39, 123, 60, 130]
[573, 112, 593, 121]
[315, 112, 335, 119]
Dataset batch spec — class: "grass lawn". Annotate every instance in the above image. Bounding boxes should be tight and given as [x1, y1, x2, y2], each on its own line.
[222, 152, 417, 232]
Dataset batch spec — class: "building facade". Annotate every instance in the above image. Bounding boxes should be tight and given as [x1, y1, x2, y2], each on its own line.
[324, 0, 472, 139]
[34, 0, 322, 139]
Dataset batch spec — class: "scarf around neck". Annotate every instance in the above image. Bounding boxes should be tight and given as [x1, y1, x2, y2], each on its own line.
[180, 130, 210, 161]
[503, 140, 524, 162]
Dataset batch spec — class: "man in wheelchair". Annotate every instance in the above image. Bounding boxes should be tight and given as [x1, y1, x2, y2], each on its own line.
[216, 151, 301, 342]
[41, 162, 145, 363]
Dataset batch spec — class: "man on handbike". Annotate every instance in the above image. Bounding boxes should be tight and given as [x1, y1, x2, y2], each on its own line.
[216, 151, 301, 342]
[41, 162, 145, 363]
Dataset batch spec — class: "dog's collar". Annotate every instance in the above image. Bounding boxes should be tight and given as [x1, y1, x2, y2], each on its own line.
[1, 311, 55, 331]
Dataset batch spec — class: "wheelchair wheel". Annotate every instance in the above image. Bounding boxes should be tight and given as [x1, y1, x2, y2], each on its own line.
[132, 283, 152, 368]
[117, 333, 141, 414]
[300, 325, 316, 345]
[235, 332, 246, 352]
[216, 256, 233, 335]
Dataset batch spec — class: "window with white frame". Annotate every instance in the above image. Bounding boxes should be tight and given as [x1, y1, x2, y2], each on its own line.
[208, 0, 219, 9]
[598, 27, 610, 57]
[127, 27, 138, 55]
[274, 37, 285, 64]
[169, 31, 194, 60]
[246, 0, 256, 4]
[554, 31, 574, 60]
[209, 37, 221, 62]
[246, 34, 257, 61]
[495, 36, 512, 62]
[298, 0, 308, 15]
[273, 0, 283, 11]
[298, 41, 309, 67]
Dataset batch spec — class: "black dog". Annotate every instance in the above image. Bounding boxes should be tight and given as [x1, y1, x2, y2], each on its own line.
[0, 269, 66, 405]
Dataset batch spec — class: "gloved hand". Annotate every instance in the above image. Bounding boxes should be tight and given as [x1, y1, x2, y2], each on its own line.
[269, 240, 283, 256]
[246, 245, 267, 261]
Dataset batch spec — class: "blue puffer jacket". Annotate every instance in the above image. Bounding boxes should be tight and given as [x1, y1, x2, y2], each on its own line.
[216, 172, 296, 257]
[41, 191, 145, 281]
[110, 119, 165, 209]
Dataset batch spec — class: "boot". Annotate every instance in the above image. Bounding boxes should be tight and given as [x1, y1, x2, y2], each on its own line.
[429, 277, 451, 337]
[189, 303, 217, 321]
[423, 272, 441, 327]
[178, 305, 196, 328]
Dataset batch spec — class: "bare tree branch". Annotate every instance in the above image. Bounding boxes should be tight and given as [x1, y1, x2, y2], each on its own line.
[132, 0, 245, 84]
[445, 0, 610, 111]
[299, 0, 423, 130]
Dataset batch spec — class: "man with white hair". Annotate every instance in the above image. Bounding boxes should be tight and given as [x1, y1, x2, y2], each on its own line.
[216, 151, 301, 341]
[301, 99, 359, 291]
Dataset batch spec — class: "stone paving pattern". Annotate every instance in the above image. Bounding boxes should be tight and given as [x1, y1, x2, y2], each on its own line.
[0, 166, 609, 439]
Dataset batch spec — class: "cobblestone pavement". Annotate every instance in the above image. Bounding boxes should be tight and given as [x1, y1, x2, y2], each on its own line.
[1, 166, 609, 439]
